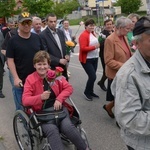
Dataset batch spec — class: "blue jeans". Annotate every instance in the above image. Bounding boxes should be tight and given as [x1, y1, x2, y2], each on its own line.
[81, 58, 98, 95]
[9, 70, 23, 110]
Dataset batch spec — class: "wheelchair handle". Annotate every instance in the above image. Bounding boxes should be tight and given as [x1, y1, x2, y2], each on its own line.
[19, 82, 23, 88]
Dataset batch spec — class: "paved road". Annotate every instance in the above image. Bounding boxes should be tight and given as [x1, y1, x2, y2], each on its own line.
[0, 25, 128, 150]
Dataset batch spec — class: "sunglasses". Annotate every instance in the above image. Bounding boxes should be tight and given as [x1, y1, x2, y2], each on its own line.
[21, 20, 32, 26]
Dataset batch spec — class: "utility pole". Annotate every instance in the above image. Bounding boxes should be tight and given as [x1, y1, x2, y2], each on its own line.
[95, 0, 105, 26]
[96, 0, 100, 26]
[146, 0, 150, 15]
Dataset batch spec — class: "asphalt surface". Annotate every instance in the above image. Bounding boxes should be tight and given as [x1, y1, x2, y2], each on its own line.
[0, 141, 5, 150]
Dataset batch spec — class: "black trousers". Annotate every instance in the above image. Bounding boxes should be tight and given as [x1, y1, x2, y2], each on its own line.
[0, 59, 4, 91]
[127, 145, 134, 150]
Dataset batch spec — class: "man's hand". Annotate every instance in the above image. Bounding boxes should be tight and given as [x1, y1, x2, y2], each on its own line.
[59, 58, 68, 65]
[1, 50, 6, 56]
[54, 100, 62, 110]
[14, 78, 23, 87]
[41, 91, 51, 100]
[65, 55, 70, 61]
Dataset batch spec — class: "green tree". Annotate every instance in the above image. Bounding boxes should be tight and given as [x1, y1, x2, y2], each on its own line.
[53, 0, 80, 18]
[114, 0, 143, 14]
[0, 0, 20, 18]
[23, 0, 54, 18]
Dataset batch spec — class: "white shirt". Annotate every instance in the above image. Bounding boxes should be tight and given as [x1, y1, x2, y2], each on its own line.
[64, 29, 72, 41]
[87, 33, 99, 59]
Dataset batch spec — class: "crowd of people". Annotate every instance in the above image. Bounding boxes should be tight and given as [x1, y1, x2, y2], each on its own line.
[0, 11, 150, 150]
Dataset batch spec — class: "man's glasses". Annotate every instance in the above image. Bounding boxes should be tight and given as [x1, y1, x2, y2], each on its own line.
[21, 20, 32, 26]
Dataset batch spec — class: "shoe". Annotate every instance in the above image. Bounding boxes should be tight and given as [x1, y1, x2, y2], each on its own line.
[67, 71, 71, 78]
[97, 82, 107, 91]
[83, 93, 93, 101]
[116, 121, 120, 128]
[91, 93, 99, 98]
[103, 105, 114, 118]
[0, 92, 5, 98]
[67, 71, 71, 75]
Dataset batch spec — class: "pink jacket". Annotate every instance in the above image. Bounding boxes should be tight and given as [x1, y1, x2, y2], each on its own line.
[22, 71, 73, 112]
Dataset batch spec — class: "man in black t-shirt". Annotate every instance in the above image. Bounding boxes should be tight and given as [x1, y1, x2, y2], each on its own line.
[6, 12, 44, 110]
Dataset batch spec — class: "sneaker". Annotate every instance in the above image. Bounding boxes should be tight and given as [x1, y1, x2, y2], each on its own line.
[83, 93, 93, 101]
[0, 92, 5, 98]
[91, 93, 99, 98]
[67, 71, 71, 75]
[67, 71, 71, 78]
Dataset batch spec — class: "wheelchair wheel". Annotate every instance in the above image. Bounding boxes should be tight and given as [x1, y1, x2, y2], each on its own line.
[13, 110, 38, 150]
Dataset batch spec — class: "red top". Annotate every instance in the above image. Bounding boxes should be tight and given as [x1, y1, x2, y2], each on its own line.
[79, 30, 96, 63]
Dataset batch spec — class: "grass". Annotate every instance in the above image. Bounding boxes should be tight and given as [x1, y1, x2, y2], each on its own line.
[0, 136, 4, 141]
[69, 15, 103, 26]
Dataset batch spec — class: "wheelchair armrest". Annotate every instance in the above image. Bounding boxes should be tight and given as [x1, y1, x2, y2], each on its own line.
[70, 116, 82, 127]
[23, 105, 34, 114]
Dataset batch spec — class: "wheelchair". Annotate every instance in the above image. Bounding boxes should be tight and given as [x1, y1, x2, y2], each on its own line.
[13, 97, 90, 150]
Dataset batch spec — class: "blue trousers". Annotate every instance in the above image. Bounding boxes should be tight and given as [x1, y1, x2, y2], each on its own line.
[81, 58, 98, 95]
[9, 70, 23, 110]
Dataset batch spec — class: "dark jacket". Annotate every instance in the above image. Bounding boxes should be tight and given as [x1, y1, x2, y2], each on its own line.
[39, 27, 67, 68]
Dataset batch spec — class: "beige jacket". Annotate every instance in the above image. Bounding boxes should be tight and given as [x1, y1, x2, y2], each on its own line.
[104, 32, 131, 79]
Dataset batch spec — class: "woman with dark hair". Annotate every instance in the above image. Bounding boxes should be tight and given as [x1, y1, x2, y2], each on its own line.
[79, 18, 100, 101]
[97, 19, 114, 91]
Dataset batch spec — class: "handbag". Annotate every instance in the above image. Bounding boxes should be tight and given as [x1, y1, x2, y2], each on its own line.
[35, 107, 67, 126]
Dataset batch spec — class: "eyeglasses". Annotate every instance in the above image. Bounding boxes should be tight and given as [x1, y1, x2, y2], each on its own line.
[21, 20, 32, 26]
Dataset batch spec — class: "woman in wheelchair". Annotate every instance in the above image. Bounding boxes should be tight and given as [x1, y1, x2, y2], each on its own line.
[22, 51, 89, 150]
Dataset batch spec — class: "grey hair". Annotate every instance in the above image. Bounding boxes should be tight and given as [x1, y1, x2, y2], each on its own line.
[127, 13, 140, 20]
[32, 17, 41, 22]
[133, 30, 150, 42]
[115, 16, 132, 29]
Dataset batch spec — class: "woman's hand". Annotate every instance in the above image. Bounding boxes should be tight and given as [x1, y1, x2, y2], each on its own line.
[54, 100, 62, 110]
[95, 43, 100, 49]
[41, 91, 51, 100]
